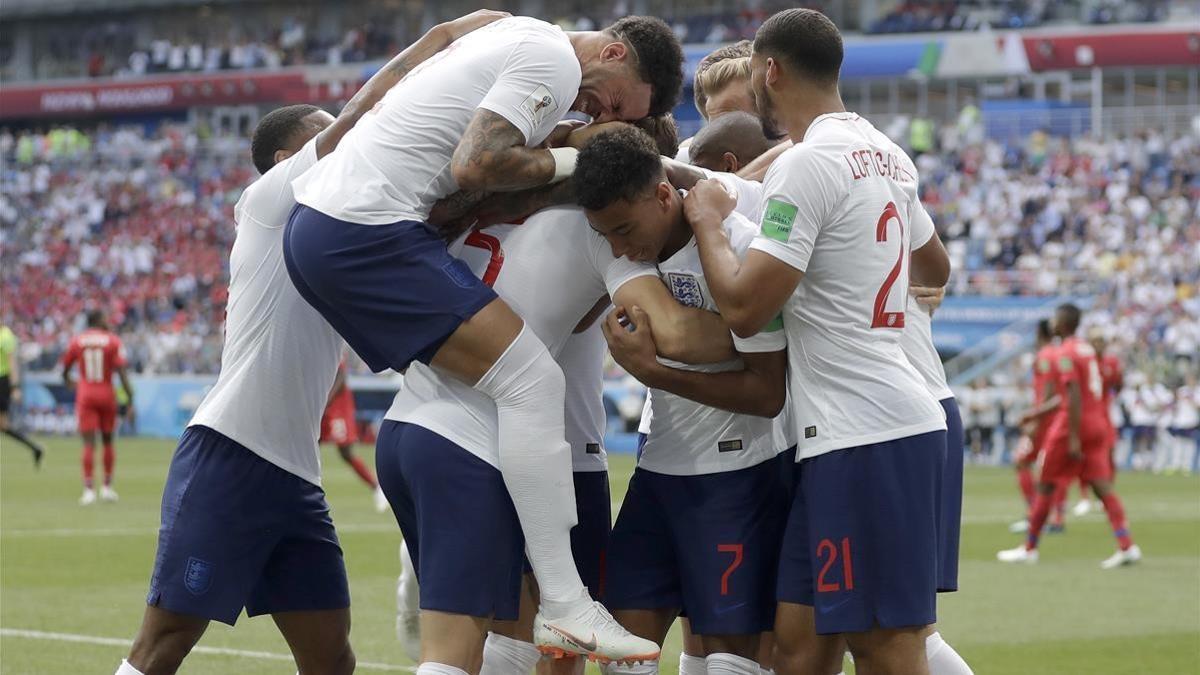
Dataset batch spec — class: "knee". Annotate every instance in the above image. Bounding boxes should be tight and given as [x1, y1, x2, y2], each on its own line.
[297, 643, 355, 675]
[127, 627, 200, 675]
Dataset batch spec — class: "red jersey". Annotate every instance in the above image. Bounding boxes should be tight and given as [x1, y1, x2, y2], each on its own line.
[1046, 336, 1108, 444]
[324, 359, 356, 416]
[1098, 353, 1123, 410]
[62, 329, 126, 402]
[1030, 343, 1060, 445]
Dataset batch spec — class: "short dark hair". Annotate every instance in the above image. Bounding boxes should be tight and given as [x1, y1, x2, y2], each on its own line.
[689, 111, 777, 166]
[1056, 303, 1082, 334]
[575, 126, 664, 212]
[607, 16, 684, 116]
[633, 113, 680, 158]
[753, 9, 844, 87]
[250, 104, 322, 175]
[86, 310, 105, 328]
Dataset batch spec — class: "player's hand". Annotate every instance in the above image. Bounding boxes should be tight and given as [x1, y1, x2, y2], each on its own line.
[683, 178, 736, 230]
[601, 305, 659, 379]
[910, 284, 946, 315]
[1068, 436, 1083, 461]
[564, 121, 628, 150]
[442, 9, 510, 42]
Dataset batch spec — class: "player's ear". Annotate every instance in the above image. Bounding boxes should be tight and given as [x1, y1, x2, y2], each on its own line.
[273, 148, 294, 167]
[765, 57, 780, 87]
[655, 181, 673, 210]
[600, 41, 628, 64]
[722, 152, 740, 174]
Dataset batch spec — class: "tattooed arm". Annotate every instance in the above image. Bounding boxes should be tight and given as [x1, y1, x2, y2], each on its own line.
[450, 109, 559, 192]
[316, 9, 509, 158]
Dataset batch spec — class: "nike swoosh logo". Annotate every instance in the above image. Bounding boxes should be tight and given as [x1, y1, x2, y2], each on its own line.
[714, 601, 748, 615]
[545, 624, 597, 652]
[820, 596, 854, 614]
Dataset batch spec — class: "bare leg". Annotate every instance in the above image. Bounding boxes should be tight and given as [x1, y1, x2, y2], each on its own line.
[773, 602, 846, 675]
[273, 608, 356, 675]
[125, 606, 209, 675]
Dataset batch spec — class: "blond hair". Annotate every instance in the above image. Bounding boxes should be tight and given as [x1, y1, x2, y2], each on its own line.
[693, 56, 752, 120]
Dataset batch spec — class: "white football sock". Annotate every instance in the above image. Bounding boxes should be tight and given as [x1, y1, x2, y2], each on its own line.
[417, 663, 469, 675]
[705, 653, 760, 675]
[679, 652, 707, 675]
[603, 661, 659, 674]
[926, 631, 974, 675]
[115, 660, 145, 675]
[473, 325, 585, 615]
[481, 632, 541, 675]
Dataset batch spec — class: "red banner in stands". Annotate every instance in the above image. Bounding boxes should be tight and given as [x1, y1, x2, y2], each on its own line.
[0, 71, 355, 120]
[1022, 30, 1200, 71]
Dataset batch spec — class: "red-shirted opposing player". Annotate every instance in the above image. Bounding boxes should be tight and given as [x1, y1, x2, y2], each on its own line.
[1000, 304, 1141, 568]
[321, 357, 388, 512]
[1071, 328, 1124, 516]
[61, 311, 133, 506]
[1009, 319, 1059, 533]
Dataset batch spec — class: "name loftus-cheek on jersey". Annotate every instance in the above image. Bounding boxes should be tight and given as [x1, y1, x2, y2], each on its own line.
[844, 148, 916, 184]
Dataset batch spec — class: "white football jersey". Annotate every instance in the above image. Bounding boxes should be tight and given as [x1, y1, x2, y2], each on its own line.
[560, 323, 609, 472]
[749, 113, 946, 459]
[900, 300, 954, 402]
[386, 207, 656, 467]
[190, 138, 343, 486]
[1171, 385, 1199, 428]
[294, 17, 581, 225]
[638, 210, 786, 476]
[707, 169, 766, 225]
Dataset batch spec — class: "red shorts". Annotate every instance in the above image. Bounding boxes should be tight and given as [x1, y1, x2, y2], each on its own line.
[1040, 433, 1112, 485]
[320, 406, 358, 446]
[77, 398, 118, 434]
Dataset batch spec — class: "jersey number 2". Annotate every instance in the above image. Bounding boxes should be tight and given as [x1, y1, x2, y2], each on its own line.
[871, 202, 906, 329]
[463, 230, 505, 288]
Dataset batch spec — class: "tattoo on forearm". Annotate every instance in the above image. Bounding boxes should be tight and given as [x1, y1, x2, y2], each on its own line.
[453, 109, 555, 191]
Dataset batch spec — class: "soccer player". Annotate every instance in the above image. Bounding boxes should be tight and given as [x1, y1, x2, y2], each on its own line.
[675, 40, 753, 163]
[321, 356, 389, 512]
[285, 14, 683, 663]
[683, 9, 953, 673]
[62, 310, 133, 505]
[1009, 319, 1062, 532]
[0, 323, 45, 466]
[113, 13, 507, 675]
[577, 127, 790, 674]
[1074, 328, 1124, 513]
[999, 304, 1142, 568]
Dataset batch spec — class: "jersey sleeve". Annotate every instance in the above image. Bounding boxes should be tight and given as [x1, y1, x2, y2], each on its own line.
[111, 336, 128, 369]
[239, 136, 320, 229]
[910, 202, 936, 250]
[477, 33, 581, 147]
[1057, 350, 1080, 385]
[732, 315, 786, 354]
[61, 337, 80, 368]
[747, 147, 841, 273]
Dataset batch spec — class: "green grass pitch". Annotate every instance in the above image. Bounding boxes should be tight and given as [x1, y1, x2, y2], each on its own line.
[2, 436, 1198, 673]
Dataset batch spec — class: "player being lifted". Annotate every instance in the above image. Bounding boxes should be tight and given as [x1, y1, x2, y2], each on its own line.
[112, 13, 508, 675]
[285, 13, 683, 664]
[62, 310, 133, 505]
[999, 304, 1142, 568]
[578, 127, 791, 675]
[683, 9, 953, 673]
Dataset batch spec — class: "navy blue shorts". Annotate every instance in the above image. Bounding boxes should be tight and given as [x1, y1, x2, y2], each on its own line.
[147, 426, 349, 625]
[777, 430, 944, 635]
[938, 398, 964, 592]
[283, 205, 497, 373]
[376, 421, 524, 620]
[572, 471, 612, 600]
[606, 459, 789, 636]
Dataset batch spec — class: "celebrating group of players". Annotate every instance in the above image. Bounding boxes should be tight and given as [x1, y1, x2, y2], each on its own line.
[99, 6, 1075, 675]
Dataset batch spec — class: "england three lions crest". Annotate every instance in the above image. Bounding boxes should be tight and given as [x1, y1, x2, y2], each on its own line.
[667, 273, 704, 308]
[185, 557, 213, 595]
